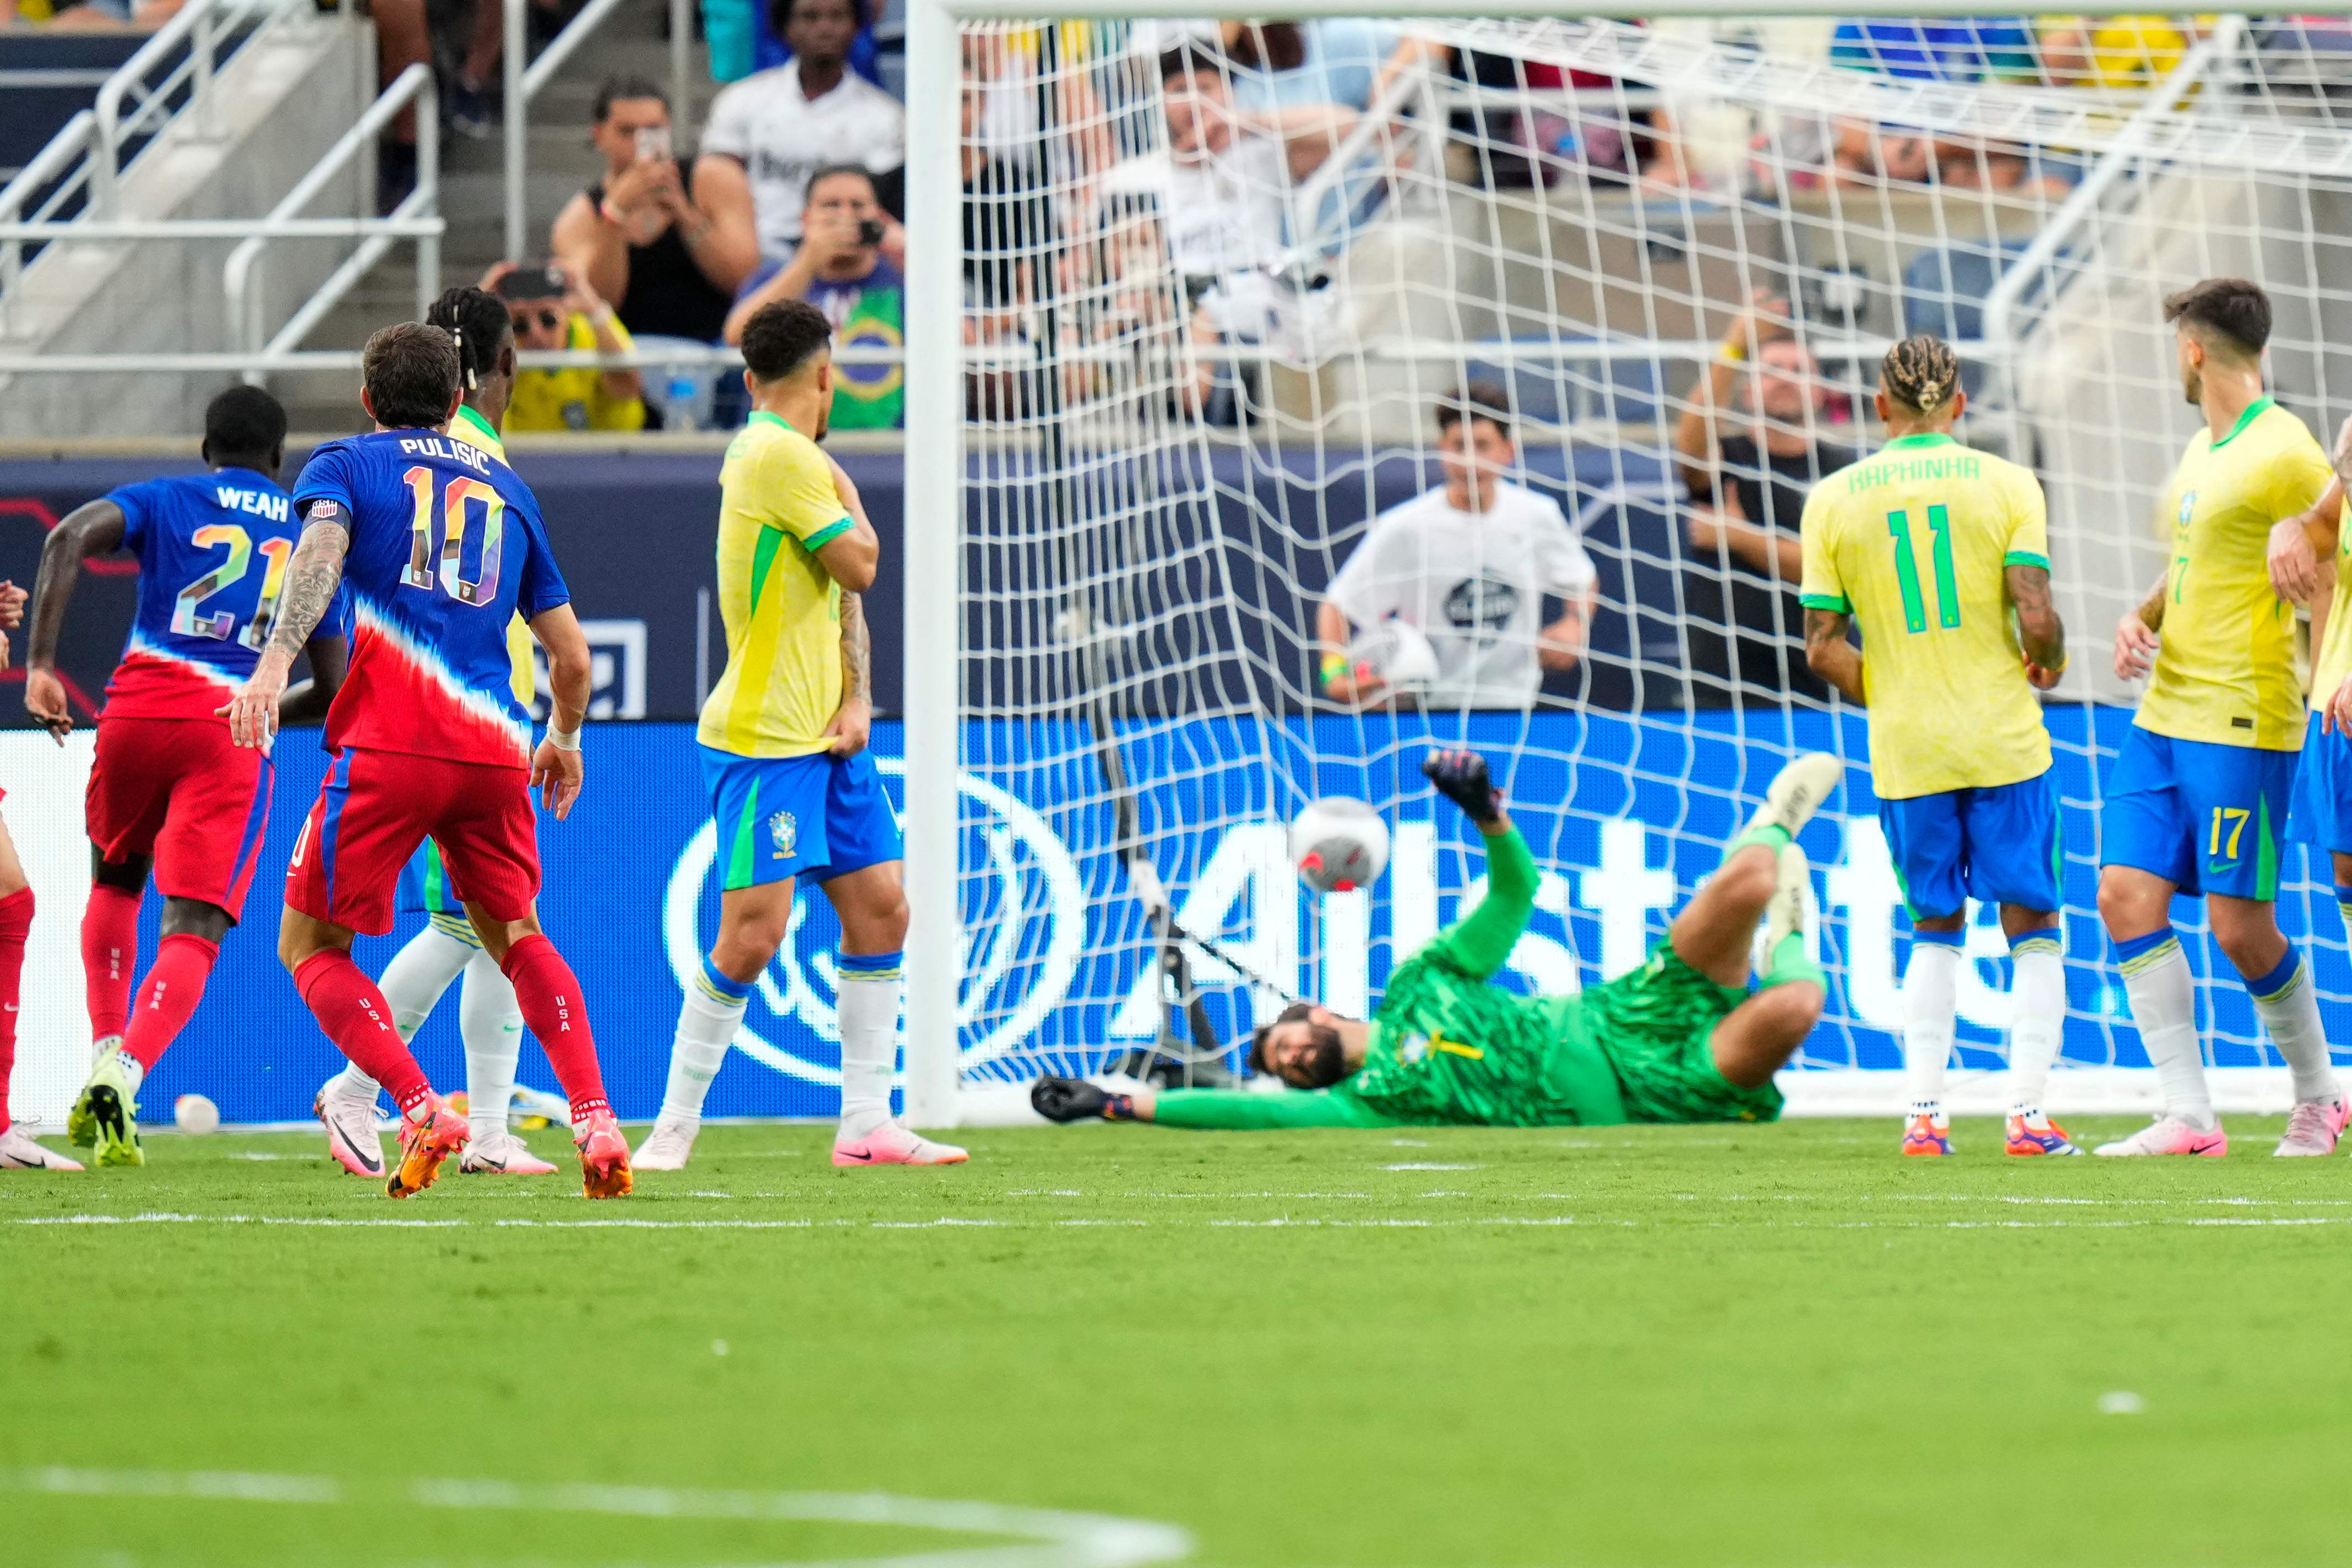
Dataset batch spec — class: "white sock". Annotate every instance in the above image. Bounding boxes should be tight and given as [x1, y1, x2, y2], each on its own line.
[460, 948, 524, 1144]
[2244, 951, 2340, 1104]
[2006, 932, 2066, 1119]
[328, 922, 476, 1108]
[111, 1045, 145, 1096]
[661, 957, 751, 1125]
[835, 949, 905, 1140]
[2119, 929, 2213, 1129]
[325, 1061, 382, 1103]
[1901, 935, 1962, 1120]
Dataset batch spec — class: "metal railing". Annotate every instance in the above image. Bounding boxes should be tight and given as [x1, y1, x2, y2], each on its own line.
[88, 0, 311, 216]
[224, 64, 443, 379]
[503, 0, 699, 260]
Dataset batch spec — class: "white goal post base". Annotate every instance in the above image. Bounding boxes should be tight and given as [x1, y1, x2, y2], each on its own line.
[929, 1069, 2311, 1129]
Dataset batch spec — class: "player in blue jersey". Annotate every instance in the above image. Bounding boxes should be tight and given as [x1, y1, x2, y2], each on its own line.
[221, 321, 629, 1199]
[311, 287, 562, 1180]
[22, 388, 348, 1167]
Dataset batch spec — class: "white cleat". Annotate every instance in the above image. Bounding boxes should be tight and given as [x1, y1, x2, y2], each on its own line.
[2093, 1115, 2228, 1157]
[459, 1131, 560, 1175]
[631, 1116, 699, 1172]
[314, 1083, 387, 1178]
[0, 1124, 83, 1170]
[833, 1121, 969, 1167]
[2274, 1096, 2349, 1157]
[1742, 753, 1843, 842]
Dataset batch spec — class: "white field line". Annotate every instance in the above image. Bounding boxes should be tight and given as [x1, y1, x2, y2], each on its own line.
[0, 1469, 1194, 1568]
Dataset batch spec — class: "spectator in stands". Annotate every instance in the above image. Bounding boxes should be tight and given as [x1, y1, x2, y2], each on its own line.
[1829, 17, 2040, 82]
[722, 165, 903, 429]
[1217, 19, 1448, 115]
[699, 0, 905, 265]
[552, 77, 758, 347]
[962, 80, 1057, 314]
[1317, 386, 1598, 710]
[1675, 295, 1852, 703]
[2038, 13, 2197, 86]
[486, 260, 647, 433]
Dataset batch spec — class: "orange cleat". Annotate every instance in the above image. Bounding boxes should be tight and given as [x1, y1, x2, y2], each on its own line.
[2005, 1113, 2083, 1156]
[575, 1108, 633, 1199]
[1901, 1113, 1953, 1157]
[386, 1095, 471, 1199]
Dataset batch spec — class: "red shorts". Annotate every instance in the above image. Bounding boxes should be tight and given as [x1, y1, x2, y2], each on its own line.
[85, 715, 274, 921]
[285, 747, 538, 936]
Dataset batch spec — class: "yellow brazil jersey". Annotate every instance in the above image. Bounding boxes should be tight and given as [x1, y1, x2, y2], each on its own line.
[445, 405, 537, 706]
[1798, 432, 2053, 800]
[2138, 398, 2332, 751]
[698, 411, 856, 758]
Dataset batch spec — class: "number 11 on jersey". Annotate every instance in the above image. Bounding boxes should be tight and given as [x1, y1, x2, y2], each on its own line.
[1885, 505, 1961, 634]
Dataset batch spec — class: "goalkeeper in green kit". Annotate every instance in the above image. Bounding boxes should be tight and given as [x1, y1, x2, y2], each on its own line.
[1032, 749, 1837, 1131]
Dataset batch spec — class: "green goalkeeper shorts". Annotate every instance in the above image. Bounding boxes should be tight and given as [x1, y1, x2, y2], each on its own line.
[1584, 946, 1784, 1125]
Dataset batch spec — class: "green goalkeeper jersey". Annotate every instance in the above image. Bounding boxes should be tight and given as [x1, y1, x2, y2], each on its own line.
[1155, 826, 1629, 1130]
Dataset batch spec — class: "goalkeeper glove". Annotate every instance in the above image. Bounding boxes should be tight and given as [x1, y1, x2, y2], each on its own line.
[1031, 1076, 1137, 1123]
[1423, 748, 1503, 828]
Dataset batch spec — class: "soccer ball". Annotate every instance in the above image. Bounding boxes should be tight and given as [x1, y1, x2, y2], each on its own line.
[1344, 619, 1440, 694]
[174, 1093, 220, 1135]
[1291, 798, 1391, 894]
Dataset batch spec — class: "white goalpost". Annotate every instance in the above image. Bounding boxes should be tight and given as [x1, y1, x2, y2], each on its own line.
[901, 3, 2352, 1127]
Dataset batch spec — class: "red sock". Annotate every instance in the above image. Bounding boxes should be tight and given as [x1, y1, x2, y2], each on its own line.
[82, 882, 139, 1042]
[121, 932, 219, 1071]
[293, 950, 431, 1112]
[500, 934, 608, 1121]
[0, 888, 31, 1136]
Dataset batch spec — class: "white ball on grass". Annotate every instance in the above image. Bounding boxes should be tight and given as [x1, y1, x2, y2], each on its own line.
[173, 1093, 220, 1136]
[1291, 798, 1391, 894]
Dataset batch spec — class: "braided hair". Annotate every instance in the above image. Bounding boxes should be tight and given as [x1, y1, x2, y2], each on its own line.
[1880, 333, 1961, 416]
[424, 285, 512, 396]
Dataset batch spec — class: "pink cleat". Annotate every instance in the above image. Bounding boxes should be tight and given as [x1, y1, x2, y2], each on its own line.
[314, 1084, 386, 1178]
[834, 1122, 968, 1167]
[2273, 1096, 2350, 1157]
[2094, 1116, 2228, 1157]
[2005, 1113, 2082, 1156]
[0, 1125, 83, 1170]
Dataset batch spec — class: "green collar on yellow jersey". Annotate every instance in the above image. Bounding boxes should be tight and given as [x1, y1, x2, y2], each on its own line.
[1880, 432, 1957, 453]
[450, 403, 505, 457]
[749, 410, 795, 434]
[2211, 395, 2275, 450]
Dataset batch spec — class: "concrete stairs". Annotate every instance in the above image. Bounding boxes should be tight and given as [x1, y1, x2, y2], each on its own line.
[274, 3, 718, 433]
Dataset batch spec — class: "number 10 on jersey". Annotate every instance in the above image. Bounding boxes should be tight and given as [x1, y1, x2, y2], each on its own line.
[1885, 504, 1961, 633]
[402, 466, 504, 606]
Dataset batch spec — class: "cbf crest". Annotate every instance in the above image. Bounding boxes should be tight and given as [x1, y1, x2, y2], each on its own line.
[769, 810, 798, 857]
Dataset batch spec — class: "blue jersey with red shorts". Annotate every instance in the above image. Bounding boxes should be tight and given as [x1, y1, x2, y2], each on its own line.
[283, 429, 571, 934]
[84, 467, 300, 918]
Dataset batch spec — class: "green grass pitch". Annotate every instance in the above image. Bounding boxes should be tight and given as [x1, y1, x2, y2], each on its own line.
[6, 1115, 2350, 1567]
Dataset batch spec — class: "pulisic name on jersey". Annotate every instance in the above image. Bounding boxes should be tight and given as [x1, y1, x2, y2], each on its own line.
[394, 435, 493, 475]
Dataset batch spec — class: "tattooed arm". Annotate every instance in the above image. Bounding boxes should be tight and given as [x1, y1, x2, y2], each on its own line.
[1803, 607, 1866, 705]
[220, 502, 351, 748]
[824, 590, 874, 758]
[2114, 569, 2166, 682]
[2006, 563, 2067, 689]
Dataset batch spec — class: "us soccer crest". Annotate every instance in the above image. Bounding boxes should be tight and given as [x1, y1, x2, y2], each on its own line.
[769, 810, 797, 857]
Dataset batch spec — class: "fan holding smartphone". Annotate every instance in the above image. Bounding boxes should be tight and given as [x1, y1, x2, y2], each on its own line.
[551, 77, 759, 349]
[719, 164, 904, 431]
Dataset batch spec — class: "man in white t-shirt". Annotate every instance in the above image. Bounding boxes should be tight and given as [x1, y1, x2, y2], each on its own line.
[1102, 45, 1360, 355]
[699, 0, 905, 263]
[1319, 387, 1600, 708]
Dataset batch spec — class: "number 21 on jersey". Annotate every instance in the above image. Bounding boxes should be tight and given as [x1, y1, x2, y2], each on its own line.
[402, 466, 504, 606]
[172, 524, 292, 648]
[1885, 504, 1961, 634]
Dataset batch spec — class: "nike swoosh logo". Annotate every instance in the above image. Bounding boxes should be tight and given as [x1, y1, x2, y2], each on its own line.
[327, 1120, 382, 1172]
[2207, 861, 2237, 873]
[838, 1150, 875, 1162]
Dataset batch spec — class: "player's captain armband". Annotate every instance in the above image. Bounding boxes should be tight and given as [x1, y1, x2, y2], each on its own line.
[302, 499, 350, 529]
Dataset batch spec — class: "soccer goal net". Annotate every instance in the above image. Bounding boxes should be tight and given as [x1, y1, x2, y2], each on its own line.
[901, 8, 2352, 1124]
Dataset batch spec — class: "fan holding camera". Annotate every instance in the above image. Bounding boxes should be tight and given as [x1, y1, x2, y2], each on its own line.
[721, 165, 905, 430]
[552, 77, 760, 349]
[481, 260, 648, 434]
